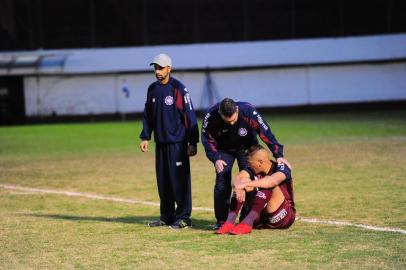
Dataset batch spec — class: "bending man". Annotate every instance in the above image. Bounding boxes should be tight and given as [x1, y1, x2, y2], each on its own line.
[201, 98, 290, 230]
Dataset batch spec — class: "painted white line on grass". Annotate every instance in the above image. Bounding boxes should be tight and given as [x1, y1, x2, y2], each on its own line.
[6, 191, 41, 195]
[1, 184, 405, 235]
[0, 184, 213, 212]
[298, 217, 406, 235]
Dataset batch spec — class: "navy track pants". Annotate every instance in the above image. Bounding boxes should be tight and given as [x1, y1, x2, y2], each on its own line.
[155, 142, 192, 224]
[214, 149, 248, 223]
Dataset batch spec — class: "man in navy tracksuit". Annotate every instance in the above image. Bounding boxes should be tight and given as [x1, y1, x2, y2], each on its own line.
[140, 54, 199, 229]
[201, 98, 291, 229]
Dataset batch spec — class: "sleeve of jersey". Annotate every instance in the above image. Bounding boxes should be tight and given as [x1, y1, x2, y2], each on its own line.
[243, 167, 256, 180]
[139, 88, 153, 140]
[275, 163, 292, 181]
[176, 87, 199, 145]
[249, 108, 284, 158]
[201, 112, 221, 163]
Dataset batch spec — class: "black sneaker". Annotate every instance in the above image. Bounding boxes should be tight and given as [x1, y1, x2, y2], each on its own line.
[147, 220, 168, 227]
[169, 220, 191, 229]
[212, 222, 224, 231]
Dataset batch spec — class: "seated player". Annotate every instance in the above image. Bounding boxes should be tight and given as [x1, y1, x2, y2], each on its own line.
[215, 144, 296, 235]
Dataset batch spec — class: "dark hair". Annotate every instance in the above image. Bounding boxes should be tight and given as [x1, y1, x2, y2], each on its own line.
[245, 144, 265, 157]
[219, 98, 237, 117]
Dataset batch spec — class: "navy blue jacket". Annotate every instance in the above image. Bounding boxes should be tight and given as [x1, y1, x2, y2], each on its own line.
[140, 77, 199, 145]
[201, 102, 283, 163]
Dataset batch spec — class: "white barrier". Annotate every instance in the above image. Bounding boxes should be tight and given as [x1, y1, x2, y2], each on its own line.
[18, 34, 406, 116]
[24, 61, 406, 116]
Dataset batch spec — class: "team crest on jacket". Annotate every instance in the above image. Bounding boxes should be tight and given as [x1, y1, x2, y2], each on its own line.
[238, 128, 248, 136]
[164, 96, 174, 106]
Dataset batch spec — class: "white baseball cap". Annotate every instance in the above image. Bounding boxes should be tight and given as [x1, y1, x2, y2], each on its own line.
[150, 53, 172, 67]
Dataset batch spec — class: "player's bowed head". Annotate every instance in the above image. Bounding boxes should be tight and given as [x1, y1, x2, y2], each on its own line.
[232, 145, 272, 196]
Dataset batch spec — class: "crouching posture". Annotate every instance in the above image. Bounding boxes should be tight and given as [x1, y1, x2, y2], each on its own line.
[216, 144, 296, 235]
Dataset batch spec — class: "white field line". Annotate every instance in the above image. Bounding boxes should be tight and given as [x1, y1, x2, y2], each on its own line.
[298, 218, 406, 235]
[0, 184, 213, 212]
[1, 184, 405, 235]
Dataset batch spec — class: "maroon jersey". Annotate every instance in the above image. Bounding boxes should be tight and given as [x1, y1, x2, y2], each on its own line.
[244, 160, 294, 207]
[244, 161, 296, 229]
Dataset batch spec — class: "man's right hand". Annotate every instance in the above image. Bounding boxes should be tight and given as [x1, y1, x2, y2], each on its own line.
[140, 140, 149, 152]
[235, 188, 246, 203]
[215, 160, 227, 173]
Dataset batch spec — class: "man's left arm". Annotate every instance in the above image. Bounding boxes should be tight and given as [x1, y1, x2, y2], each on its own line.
[237, 172, 286, 190]
[178, 87, 199, 156]
[247, 106, 291, 168]
[236, 163, 291, 190]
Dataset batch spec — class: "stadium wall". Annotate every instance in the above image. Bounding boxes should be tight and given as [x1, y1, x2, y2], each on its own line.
[24, 61, 406, 116]
[3, 34, 405, 117]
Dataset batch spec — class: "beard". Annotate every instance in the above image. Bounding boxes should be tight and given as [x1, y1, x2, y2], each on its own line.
[155, 73, 167, 82]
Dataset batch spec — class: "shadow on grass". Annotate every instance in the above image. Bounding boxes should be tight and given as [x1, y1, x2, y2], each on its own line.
[23, 213, 215, 231]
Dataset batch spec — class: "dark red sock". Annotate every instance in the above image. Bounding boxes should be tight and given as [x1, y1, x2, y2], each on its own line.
[226, 193, 244, 224]
[242, 189, 272, 226]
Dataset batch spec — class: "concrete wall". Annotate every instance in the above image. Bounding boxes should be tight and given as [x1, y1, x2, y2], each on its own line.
[24, 61, 406, 116]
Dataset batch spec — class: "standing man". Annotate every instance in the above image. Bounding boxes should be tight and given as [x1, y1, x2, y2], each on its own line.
[201, 98, 290, 230]
[140, 53, 199, 229]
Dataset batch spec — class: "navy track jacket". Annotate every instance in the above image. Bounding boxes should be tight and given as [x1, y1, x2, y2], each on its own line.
[201, 101, 283, 163]
[140, 77, 199, 145]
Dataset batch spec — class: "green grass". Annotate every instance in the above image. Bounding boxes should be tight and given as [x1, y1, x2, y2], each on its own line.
[1, 109, 406, 269]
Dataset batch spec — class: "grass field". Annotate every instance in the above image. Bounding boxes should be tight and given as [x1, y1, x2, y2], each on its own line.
[1, 109, 405, 269]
